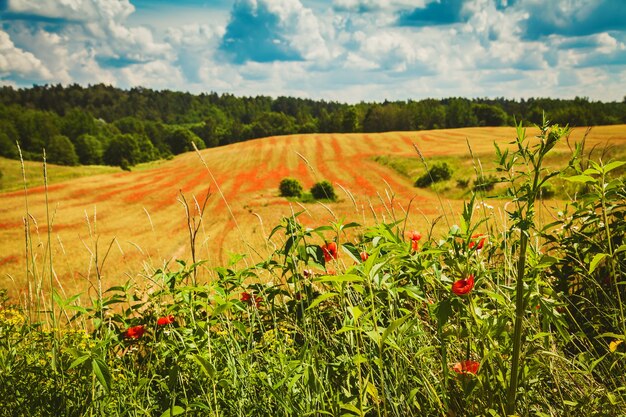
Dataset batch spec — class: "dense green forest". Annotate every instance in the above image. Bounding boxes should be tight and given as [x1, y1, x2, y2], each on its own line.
[0, 84, 624, 167]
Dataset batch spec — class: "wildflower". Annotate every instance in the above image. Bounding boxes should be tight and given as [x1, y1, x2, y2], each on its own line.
[453, 360, 480, 375]
[408, 230, 422, 242]
[157, 315, 175, 326]
[610, 340, 623, 353]
[241, 292, 262, 307]
[451, 275, 475, 296]
[408, 231, 421, 251]
[360, 251, 369, 262]
[124, 325, 145, 340]
[469, 234, 486, 250]
[321, 241, 338, 262]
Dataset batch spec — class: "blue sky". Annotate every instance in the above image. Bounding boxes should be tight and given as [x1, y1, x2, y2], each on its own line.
[1, 0, 625, 102]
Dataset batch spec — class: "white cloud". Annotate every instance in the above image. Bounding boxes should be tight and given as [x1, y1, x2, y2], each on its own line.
[0, 29, 52, 80]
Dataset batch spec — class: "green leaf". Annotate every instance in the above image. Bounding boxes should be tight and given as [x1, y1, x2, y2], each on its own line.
[563, 175, 596, 183]
[307, 292, 338, 310]
[69, 354, 91, 369]
[589, 253, 609, 274]
[160, 406, 185, 417]
[193, 354, 216, 379]
[381, 314, 411, 346]
[602, 161, 626, 174]
[91, 357, 111, 394]
[615, 245, 626, 255]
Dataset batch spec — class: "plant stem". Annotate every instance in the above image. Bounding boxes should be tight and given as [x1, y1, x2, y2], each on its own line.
[505, 229, 528, 415]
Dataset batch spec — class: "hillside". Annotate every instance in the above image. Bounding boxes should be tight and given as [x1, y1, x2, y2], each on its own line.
[1, 125, 625, 297]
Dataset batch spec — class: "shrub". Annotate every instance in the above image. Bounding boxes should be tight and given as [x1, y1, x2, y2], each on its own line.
[415, 162, 453, 187]
[279, 178, 303, 197]
[472, 174, 498, 191]
[310, 180, 337, 201]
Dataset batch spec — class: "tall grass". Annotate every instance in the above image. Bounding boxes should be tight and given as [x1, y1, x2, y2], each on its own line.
[1, 121, 625, 416]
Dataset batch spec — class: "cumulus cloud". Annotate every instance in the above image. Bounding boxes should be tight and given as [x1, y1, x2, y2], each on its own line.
[0, 29, 52, 81]
[519, 0, 626, 39]
[219, 0, 329, 64]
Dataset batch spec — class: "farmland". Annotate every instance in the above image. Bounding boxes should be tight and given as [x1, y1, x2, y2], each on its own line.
[1, 125, 624, 298]
[1, 123, 626, 416]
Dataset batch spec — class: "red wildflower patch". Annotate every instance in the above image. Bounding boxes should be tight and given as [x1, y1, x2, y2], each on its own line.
[157, 315, 175, 326]
[451, 275, 475, 296]
[322, 242, 338, 262]
[469, 234, 487, 250]
[125, 325, 145, 340]
[360, 251, 369, 262]
[241, 292, 262, 307]
[453, 360, 480, 375]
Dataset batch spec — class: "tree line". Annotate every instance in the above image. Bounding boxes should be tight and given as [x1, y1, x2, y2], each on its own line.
[0, 84, 624, 167]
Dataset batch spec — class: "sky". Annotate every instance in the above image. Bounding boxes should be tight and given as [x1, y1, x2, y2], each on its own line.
[0, 0, 625, 103]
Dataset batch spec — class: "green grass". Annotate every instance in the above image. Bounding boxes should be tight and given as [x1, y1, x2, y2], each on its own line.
[0, 157, 169, 192]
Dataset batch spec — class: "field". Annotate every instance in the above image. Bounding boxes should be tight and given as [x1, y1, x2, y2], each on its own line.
[1, 123, 626, 416]
[1, 125, 625, 298]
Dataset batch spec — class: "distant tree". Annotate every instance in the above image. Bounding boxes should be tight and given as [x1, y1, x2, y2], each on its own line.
[103, 133, 140, 166]
[311, 180, 337, 201]
[46, 134, 79, 166]
[472, 104, 509, 126]
[279, 178, 303, 197]
[62, 108, 97, 141]
[74, 134, 103, 165]
[0, 132, 18, 158]
[165, 127, 205, 155]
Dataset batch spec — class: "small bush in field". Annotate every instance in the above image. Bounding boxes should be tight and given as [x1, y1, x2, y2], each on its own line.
[310, 180, 336, 200]
[415, 162, 453, 187]
[279, 177, 303, 197]
[472, 174, 498, 191]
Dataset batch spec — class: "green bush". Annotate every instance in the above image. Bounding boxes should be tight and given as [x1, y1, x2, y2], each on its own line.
[310, 180, 337, 200]
[472, 174, 498, 191]
[415, 162, 453, 187]
[279, 177, 303, 197]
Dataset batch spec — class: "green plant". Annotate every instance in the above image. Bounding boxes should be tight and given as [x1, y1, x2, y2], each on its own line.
[310, 180, 337, 201]
[415, 162, 453, 187]
[279, 177, 303, 197]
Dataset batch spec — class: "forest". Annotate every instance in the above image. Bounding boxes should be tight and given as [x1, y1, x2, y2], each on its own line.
[0, 83, 625, 168]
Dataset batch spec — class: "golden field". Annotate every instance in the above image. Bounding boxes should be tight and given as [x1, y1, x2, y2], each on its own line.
[1, 125, 625, 298]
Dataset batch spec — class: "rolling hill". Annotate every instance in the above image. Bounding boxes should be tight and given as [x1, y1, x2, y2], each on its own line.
[1, 125, 625, 298]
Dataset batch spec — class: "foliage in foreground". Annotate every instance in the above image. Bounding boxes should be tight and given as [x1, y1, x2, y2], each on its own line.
[1, 121, 625, 417]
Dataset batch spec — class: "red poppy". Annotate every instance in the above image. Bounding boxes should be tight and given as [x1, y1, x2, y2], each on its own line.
[157, 315, 175, 326]
[360, 251, 369, 262]
[451, 274, 475, 296]
[125, 325, 145, 340]
[453, 360, 480, 375]
[469, 234, 487, 250]
[321, 242, 338, 262]
[408, 231, 422, 242]
[411, 240, 420, 252]
[241, 292, 262, 307]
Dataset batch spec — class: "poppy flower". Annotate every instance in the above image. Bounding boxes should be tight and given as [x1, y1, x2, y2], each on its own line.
[469, 234, 487, 250]
[157, 315, 175, 326]
[408, 231, 422, 242]
[453, 360, 480, 375]
[360, 251, 369, 262]
[321, 242, 338, 262]
[241, 292, 262, 307]
[451, 274, 475, 296]
[411, 240, 419, 252]
[125, 325, 145, 340]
